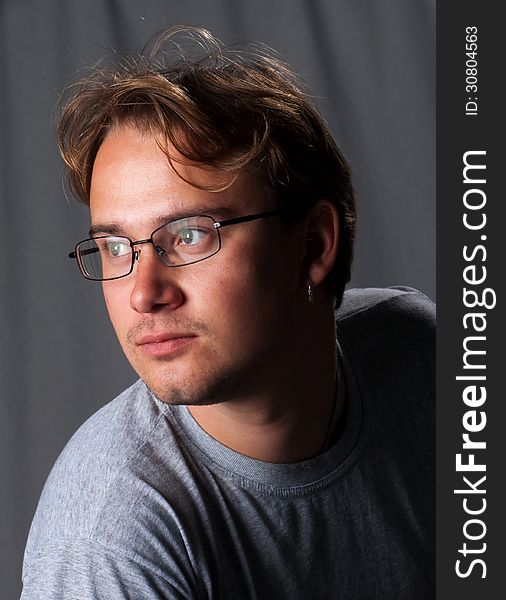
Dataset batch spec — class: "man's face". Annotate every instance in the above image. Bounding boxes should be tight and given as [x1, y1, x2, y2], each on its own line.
[90, 125, 304, 405]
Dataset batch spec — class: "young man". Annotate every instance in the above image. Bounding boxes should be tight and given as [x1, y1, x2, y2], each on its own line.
[22, 27, 434, 599]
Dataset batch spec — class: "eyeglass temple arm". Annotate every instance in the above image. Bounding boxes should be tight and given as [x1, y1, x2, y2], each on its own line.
[215, 210, 279, 229]
[68, 247, 100, 259]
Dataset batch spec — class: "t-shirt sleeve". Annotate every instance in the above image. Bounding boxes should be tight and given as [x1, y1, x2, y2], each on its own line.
[21, 538, 193, 600]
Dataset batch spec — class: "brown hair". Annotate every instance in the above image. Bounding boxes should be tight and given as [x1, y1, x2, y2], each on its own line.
[57, 26, 356, 304]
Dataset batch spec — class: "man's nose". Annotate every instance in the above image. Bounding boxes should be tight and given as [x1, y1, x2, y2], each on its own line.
[129, 246, 183, 314]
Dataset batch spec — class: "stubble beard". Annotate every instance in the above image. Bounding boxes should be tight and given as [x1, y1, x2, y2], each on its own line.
[122, 317, 236, 406]
[138, 349, 268, 407]
[122, 308, 294, 408]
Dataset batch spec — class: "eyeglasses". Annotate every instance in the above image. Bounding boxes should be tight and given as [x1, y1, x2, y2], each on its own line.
[68, 210, 279, 281]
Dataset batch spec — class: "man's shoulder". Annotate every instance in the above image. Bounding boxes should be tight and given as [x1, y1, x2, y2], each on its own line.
[26, 380, 174, 544]
[336, 286, 435, 371]
[24, 383, 201, 593]
[54, 379, 166, 474]
[337, 286, 435, 330]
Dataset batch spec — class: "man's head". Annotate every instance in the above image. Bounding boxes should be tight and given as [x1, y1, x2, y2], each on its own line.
[59, 27, 356, 405]
[59, 26, 355, 303]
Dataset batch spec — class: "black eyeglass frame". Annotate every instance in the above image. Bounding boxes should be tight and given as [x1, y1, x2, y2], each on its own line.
[68, 210, 279, 281]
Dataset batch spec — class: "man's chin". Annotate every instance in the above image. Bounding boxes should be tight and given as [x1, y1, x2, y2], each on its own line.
[145, 380, 223, 406]
[139, 366, 229, 406]
[139, 359, 254, 407]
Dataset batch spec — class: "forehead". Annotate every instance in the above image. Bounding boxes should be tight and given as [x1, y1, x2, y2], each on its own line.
[89, 125, 270, 231]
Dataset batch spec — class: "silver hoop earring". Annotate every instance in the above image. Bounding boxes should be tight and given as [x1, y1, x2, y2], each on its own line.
[307, 282, 315, 304]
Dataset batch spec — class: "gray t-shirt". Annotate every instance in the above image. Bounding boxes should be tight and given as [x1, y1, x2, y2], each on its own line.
[21, 287, 435, 599]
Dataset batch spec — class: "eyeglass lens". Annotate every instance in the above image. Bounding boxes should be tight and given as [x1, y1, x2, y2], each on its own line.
[76, 216, 221, 280]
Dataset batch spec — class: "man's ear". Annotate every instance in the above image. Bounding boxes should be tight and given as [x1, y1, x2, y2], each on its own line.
[301, 200, 339, 287]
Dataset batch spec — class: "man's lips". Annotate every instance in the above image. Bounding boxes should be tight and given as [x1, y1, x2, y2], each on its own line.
[136, 332, 198, 357]
[136, 332, 196, 345]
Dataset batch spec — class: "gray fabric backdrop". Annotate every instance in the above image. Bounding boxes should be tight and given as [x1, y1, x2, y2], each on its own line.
[0, 1, 435, 596]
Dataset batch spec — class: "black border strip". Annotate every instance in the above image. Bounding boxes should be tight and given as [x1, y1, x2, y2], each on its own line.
[437, 2, 504, 596]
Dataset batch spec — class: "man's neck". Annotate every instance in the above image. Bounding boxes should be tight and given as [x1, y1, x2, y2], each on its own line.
[188, 307, 343, 463]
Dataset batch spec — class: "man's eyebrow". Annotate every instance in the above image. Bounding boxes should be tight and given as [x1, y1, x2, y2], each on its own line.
[89, 223, 122, 237]
[89, 206, 237, 238]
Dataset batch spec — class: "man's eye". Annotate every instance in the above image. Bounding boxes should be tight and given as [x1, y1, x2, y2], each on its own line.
[107, 240, 130, 257]
[178, 228, 208, 245]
